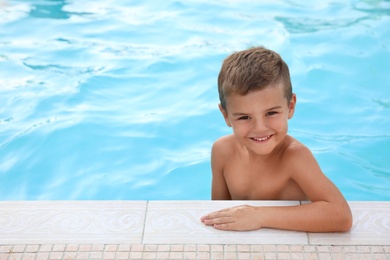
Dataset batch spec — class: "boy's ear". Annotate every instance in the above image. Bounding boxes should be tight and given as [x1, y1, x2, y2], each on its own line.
[288, 94, 297, 119]
[218, 103, 232, 127]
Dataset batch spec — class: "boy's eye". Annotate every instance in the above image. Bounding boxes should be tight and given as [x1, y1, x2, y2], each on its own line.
[266, 111, 278, 116]
[238, 116, 250, 120]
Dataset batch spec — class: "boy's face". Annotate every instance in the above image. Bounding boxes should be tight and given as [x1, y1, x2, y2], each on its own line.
[219, 83, 296, 157]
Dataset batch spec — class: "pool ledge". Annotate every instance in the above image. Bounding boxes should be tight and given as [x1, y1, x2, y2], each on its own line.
[0, 200, 389, 246]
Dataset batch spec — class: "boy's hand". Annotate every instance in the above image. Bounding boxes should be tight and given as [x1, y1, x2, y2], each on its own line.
[200, 205, 262, 231]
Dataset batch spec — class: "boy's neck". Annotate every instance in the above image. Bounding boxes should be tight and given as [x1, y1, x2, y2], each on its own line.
[243, 135, 290, 163]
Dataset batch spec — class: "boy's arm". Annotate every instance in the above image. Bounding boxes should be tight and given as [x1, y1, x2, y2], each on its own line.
[210, 138, 231, 200]
[201, 146, 352, 232]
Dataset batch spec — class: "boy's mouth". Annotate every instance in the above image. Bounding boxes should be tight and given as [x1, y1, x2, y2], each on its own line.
[251, 135, 272, 142]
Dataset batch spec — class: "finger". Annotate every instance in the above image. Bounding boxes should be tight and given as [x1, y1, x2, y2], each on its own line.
[203, 216, 234, 226]
[205, 209, 232, 219]
[200, 213, 217, 222]
[213, 223, 235, 231]
[201, 208, 236, 224]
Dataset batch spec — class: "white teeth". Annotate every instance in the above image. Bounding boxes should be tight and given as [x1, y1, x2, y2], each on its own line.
[253, 136, 270, 141]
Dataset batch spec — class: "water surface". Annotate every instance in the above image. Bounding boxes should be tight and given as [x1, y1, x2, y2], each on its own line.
[0, 0, 389, 200]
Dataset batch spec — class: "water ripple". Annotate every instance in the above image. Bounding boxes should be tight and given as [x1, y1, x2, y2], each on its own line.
[275, 16, 371, 33]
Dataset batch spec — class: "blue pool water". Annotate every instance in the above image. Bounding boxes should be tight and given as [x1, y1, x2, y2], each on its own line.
[0, 0, 389, 201]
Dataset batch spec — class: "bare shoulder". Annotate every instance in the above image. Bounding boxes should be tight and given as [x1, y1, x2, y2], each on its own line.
[212, 134, 238, 156]
[280, 136, 322, 179]
[211, 134, 238, 175]
[282, 136, 330, 195]
[282, 136, 315, 161]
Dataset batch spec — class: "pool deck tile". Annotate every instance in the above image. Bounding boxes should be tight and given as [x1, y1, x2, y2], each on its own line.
[144, 200, 308, 244]
[0, 201, 147, 244]
[0, 200, 389, 259]
[308, 201, 390, 245]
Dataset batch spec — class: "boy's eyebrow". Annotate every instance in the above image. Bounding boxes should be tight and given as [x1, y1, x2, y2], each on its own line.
[232, 112, 248, 116]
[232, 106, 283, 116]
[266, 106, 283, 111]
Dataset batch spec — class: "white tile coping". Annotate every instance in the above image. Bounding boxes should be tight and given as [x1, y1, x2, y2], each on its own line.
[144, 200, 307, 245]
[0, 201, 389, 245]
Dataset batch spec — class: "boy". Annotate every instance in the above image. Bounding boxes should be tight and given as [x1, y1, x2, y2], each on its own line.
[200, 46, 352, 232]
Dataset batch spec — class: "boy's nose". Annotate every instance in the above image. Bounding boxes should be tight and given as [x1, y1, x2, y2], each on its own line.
[252, 118, 268, 132]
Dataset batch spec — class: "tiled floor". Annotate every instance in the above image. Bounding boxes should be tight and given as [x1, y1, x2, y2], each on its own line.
[0, 201, 389, 259]
[1, 244, 389, 260]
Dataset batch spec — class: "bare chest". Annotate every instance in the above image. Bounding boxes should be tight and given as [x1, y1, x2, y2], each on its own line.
[223, 161, 306, 200]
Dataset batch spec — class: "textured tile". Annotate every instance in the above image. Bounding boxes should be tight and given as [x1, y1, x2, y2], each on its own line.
[2, 200, 388, 246]
[143, 200, 308, 244]
[308, 201, 390, 245]
[0, 201, 147, 244]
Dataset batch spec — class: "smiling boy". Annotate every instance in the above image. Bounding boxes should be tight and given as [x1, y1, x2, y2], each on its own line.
[200, 46, 352, 232]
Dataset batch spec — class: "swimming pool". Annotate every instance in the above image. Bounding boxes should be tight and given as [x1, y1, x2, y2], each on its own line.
[0, 0, 389, 201]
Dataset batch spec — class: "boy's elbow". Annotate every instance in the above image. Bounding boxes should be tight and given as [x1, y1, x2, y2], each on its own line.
[341, 212, 353, 232]
[337, 207, 353, 232]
